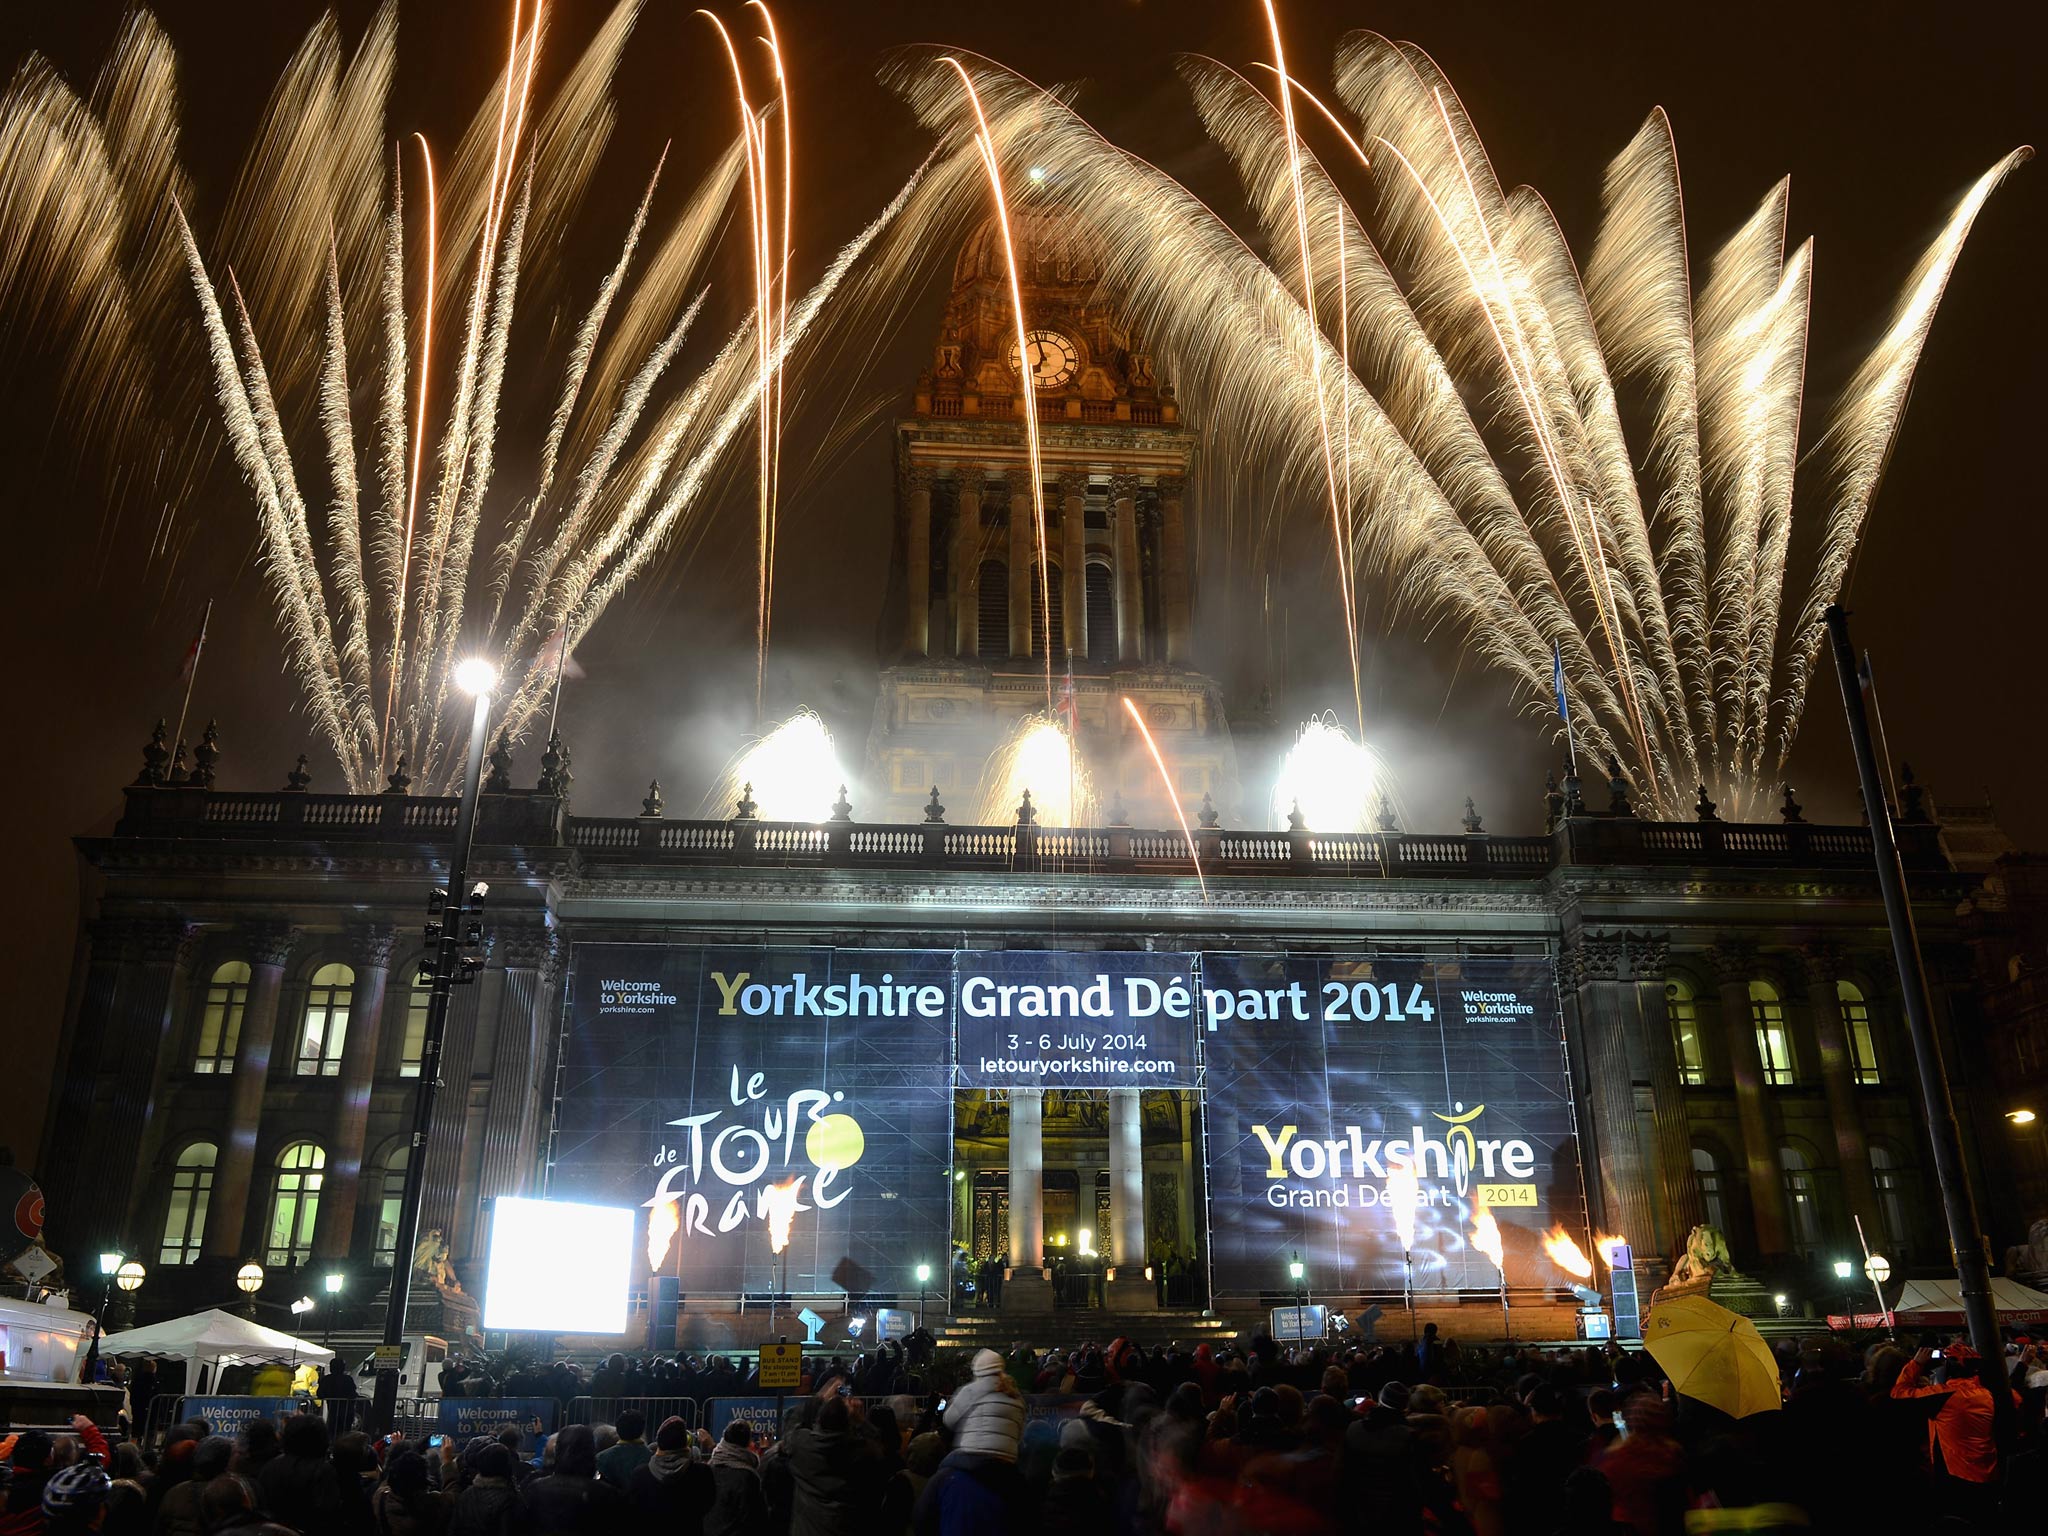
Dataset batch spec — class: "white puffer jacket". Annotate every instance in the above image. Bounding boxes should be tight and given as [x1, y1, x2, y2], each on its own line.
[943, 1351, 1025, 1460]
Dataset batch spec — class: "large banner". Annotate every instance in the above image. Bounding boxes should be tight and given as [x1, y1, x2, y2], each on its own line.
[553, 946, 954, 1295]
[1203, 953, 1581, 1295]
[953, 950, 1199, 1089]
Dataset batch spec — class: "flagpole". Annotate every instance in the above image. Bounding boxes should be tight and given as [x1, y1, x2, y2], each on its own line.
[544, 629, 571, 742]
[172, 599, 212, 753]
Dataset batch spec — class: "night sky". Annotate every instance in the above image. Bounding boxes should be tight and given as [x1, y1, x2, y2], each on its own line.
[1, 0, 2040, 1167]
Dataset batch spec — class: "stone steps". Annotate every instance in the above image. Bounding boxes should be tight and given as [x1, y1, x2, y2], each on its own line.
[932, 1310, 1239, 1353]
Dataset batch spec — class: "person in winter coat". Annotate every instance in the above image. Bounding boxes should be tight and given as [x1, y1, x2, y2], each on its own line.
[941, 1351, 1025, 1465]
[520, 1427, 628, 1536]
[1892, 1340, 2018, 1526]
[1037, 1442, 1115, 1536]
[593, 1411, 650, 1491]
[628, 1416, 715, 1535]
[783, 1392, 881, 1536]
[371, 1451, 454, 1536]
[196, 1475, 300, 1536]
[155, 1434, 235, 1536]
[702, 1420, 768, 1536]
[256, 1414, 349, 1536]
[448, 1446, 528, 1536]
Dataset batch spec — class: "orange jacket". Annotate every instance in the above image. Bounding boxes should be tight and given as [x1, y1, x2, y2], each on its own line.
[1890, 1358, 2008, 1483]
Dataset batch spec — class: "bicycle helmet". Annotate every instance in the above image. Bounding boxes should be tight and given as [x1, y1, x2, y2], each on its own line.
[42, 1458, 111, 1519]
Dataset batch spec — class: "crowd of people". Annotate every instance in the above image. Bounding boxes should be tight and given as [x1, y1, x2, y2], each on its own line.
[4, 1324, 2045, 1534]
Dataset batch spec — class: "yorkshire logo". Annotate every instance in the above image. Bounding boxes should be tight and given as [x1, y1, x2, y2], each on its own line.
[1250, 1098, 1537, 1210]
[1432, 1102, 1485, 1197]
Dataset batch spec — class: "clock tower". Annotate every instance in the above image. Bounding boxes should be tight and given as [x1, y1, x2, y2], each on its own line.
[866, 209, 1238, 824]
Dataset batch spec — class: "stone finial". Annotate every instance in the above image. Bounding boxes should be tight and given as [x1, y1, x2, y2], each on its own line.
[733, 781, 758, 820]
[1605, 753, 1633, 816]
[1695, 784, 1719, 821]
[1109, 791, 1130, 827]
[1562, 766, 1585, 818]
[1778, 783, 1805, 823]
[1286, 798, 1306, 833]
[192, 721, 221, 789]
[639, 780, 665, 819]
[134, 720, 170, 787]
[1015, 788, 1037, 826]
[382, 756, 410, 795]
[286, 754, 313, 793]
[1198, 792, 1220, 829]
[1899, 762, 1929, 824]
[1544, 770, 1565, 831]
[1375, 792, 1398, 833]
[1462, 797, 1484, 834]
[924, 787, 947, 824]
[169, 740, 190, 785]
[536, 731, 572, 797]
[483, 732, 514, 794]
[830, 785, 853, 822]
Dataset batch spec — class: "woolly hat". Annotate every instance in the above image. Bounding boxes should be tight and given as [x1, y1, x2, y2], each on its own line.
[1058, 1418, 1094, 1451]
[1377, 1381, 1412, 1412]
[972, 1348, 1006, 1377]
[656, 1417, 691, 1452]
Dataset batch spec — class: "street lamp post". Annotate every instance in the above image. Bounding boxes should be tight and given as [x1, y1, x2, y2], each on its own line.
[915, 1264, 931, 1330]
[372, 659, 498, 1434]
[1289, 1253, 1308, 1334]
[323, 1273, 343, 1349]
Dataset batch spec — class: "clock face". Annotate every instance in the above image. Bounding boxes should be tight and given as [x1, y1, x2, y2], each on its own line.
[1010, 329, 1079, 390]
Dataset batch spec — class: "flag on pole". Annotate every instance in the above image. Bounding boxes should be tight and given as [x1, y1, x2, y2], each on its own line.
[1552, 641, 1577, 771]
[176, 611, 209, 683]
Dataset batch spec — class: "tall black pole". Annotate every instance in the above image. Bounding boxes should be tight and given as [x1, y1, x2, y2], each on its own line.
[372, 683, 494, 1431]
[1825, 605, 1998, 1357]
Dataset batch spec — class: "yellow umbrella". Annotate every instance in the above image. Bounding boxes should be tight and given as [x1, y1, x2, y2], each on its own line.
[1642, 1293, 1782, 1418]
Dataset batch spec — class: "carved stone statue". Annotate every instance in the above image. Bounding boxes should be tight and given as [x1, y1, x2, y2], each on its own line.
[2005, 1218, 2048, 1282]
[1651, 1224, 1732, 1305]
[411, 1228, 462, 1293]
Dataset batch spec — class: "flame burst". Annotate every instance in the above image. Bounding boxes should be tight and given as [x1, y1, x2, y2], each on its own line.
[647, 1197, 680, 1271]
[1541, 1225, 1594, 1279]
[1471, 1202, 1506, 1276]
[1594, 1233, 1628, 1268]
[762, 1175, 806, 1255]
[1384, 1165, 1419, 1254]
[975, 714, 1093, 826]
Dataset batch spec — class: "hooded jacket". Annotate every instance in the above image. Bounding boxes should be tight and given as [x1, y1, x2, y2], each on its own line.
[704, 1441, 768, 1536]
[942, 1352, 1025, 1461]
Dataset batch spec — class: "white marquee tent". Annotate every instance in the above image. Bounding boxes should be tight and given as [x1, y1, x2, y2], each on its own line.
[1890, 1277, 2048, 1328]
[99, 1308, 332, 1390]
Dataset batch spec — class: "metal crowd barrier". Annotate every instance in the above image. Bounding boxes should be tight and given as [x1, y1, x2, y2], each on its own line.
[142, 1393, 452, 1445]
[565, 1396, 699, 1432]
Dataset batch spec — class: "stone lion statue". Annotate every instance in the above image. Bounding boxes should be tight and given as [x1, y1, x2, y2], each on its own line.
[1656, 1224, 1732, 1301]
[411, 1228, 461, 1292]
[2005, 1218, 2048, 1280]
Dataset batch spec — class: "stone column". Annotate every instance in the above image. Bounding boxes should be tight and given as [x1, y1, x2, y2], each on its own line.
[953, 471, 983, 657]
[475, 931, 559, 1211]
[42, 920, 127, 1255]
[1106, 1089, 1156, 1310]
[1802, 945, 1884, 1245]
[1711, 943, 1790, 1256]
[313, 926, 396, 1261]
[901, 463, 933, 658]
[1158, 475, 1193, 664]
[204, 924, 297, 1260]
[419, 941, 487, 1265]
[1627, 934, 1704, 1259]
[1008, 483, 1035, 657]
[1004, 1089, 1053, 1310]
[1060, 470, 1088, 659]
[1110, 474, 1143, 663]
[1561, 934, 1660, 1254]
[109, 921, 199, 1249]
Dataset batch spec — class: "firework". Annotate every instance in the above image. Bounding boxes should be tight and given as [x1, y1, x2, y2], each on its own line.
[975, 715, 1094, 827]
[1122, 697, 1207, 900]
[1270, 713, 1392, 832]
[709, 711, 847, 822]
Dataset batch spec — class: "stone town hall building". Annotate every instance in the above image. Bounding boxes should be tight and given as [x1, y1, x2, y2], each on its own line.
[27, 219, 2012, 1337]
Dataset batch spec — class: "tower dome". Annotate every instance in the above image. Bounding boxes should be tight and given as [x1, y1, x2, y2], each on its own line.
[952, 206, 1102, 291]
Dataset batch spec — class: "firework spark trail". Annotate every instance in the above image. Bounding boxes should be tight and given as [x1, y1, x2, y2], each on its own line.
[939, 55, 1057, 715]
[316, 239, 377, 757]
[751, 2, 795, 710]
[1123, 697, 1208, 901]
[382, 134, 435, 760]
[975, 715, 1094, 827]
[1260, 2, 1363, 741]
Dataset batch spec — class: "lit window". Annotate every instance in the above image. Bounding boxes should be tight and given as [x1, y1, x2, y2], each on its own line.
[296, 963, 354, 1077]
[266, 1143, 326, 1266]
[1780, 1146, 1821, 1255]
[158, 1142, 216, 1265]
[1872, 1145, 1908, 1260]
[399, 980, 429, 1078]
[1751, 981, 1794, 1086]
[1839, 981, 1880, 1085]
[374, 1148, 410, 1268]
[194, 962, 250, 1073]
[1668, 980, 1705, 1086]
[1692, 1146, 1726, 1235]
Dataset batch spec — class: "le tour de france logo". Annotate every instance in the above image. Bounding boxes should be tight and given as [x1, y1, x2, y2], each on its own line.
[1251, 1099, 1538, 1211]
[639, 968, 872, 1263]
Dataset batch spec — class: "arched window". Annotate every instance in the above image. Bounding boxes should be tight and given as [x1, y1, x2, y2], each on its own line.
[1871, 1145, 1909, 1259]
[373, 1147, 410, 1268]
[1692, 1145, 1726, 1235]
[977, 560, 1008, 658]
[1750, 980, 1795, 1086]
[1667, 979, 1705, 1086]
[1084, 561, 1115, 660]
[1030, 563, 1065, 661]
[1839, 981, 1880, 1084]
[1780, 1145, 1821, 1255]
[158, 1142, 216, 1265]
[266, 1144, 325, 1266]
[399, 977, 430, 1078]
[194, 962, 250, 1074]
[296, 963, 354, 1077]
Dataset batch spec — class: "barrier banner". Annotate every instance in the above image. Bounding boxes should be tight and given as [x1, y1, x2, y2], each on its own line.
[1202, 953, 1582, 1294]
[1022, 1393, 1087, 1427]
[707, 1395, 807, 1442]
[179, 1396, 297, 1434]
[953, 950, 1200, 1089]
[437, 1398, 558, 1453]
[555, 946, 953, 1295]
